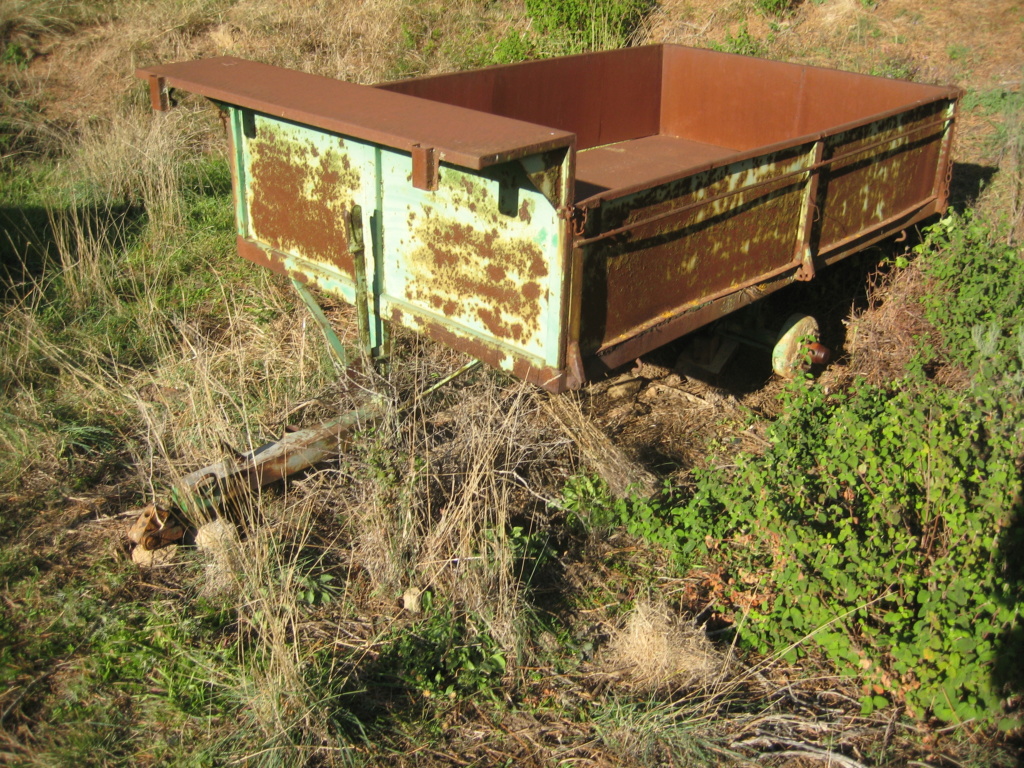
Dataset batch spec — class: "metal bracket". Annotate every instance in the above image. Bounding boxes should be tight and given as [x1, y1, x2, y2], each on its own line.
[564, 340, 586, 390]
[411, 144, 439, 191]
[565, 205, 589, 237]
[794, 140, 825, 281]
[148, 74, 170, 111]
[518, 148, 568, 208]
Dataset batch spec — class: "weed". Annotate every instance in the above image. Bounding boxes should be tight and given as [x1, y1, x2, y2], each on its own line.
[870, 56, 917, 81]
[0, 41, 29, 69]
[918, 211, 1024, 361]
[963, 88, 1024, 118]
[0, 0, 91, 56]
[709, 23, 769, 58]
[754, 0, 794, 18]
[591, 698, 726, 766]
[450, 28, 536, 69]
[490, 29, 535, 64]
[525, 0, 653, 53]
[947, 43, 970, 61]
[376, 599, 507, 701]
[585, 212, 1024, 728]
[605, 370, 1023, 725]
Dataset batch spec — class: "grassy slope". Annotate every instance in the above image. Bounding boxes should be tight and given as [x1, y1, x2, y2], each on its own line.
[1, 1, 1023, 766]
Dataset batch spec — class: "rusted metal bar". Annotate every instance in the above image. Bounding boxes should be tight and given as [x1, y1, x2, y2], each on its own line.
[291, 277, 350, 368]
[347, 205, 372, 355]
[932, 102, 958, 210]
[134, 56, 576, 170]
[147, 74, 169, 111]
[170, 405, 379, 517]
[411, 144, 439, 191]
[794, 140, 825, 281]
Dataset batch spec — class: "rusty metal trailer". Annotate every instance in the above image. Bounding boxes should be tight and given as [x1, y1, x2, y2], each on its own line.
[138, 45, 961, 393]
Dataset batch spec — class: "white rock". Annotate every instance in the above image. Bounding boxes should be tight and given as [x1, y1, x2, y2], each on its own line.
[132, 544, 178, 567]
[403, 587, 423, 614]
[194, 518, 239, 552]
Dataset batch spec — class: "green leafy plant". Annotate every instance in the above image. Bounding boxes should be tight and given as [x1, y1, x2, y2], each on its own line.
[607, 372, 1022, 726]
[1, 41, 29, 69]
[947, 43, 970, 61]
[754, 0, 795, 17]
[577, 214, 1024, 728]
[293, 563, 341, 606]
[376, 599, 507, 700]
[709, 23, 769, 57]
[525, 0, 653, 53]
[918, 211, 1024, 367]
[870, 56, 917, 80]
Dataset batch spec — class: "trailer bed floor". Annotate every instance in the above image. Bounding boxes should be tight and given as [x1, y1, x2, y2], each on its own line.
[575, 135, 736, 200]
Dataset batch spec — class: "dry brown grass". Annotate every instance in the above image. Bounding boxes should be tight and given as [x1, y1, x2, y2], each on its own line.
[3, 3, 1023, 765]
[544, 391, 656, 498]
[844, 262, 941, 385]
[0, 0, 91, 49]
[323, 369, 571, 650]
[641, 0, 751, 47]
[23, 0, 527, 127]
[603, 600, 727, 694]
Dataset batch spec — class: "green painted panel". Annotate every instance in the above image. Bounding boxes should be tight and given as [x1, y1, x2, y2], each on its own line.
[377, 149, 565, 368]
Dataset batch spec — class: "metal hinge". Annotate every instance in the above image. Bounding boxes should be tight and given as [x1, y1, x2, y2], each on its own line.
[563, 205, 589, 237]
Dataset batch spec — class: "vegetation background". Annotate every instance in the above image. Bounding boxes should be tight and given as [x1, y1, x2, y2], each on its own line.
[1, 0, 1022, 766]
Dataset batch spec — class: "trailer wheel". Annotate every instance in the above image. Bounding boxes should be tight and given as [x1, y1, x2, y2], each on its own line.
[772, 314, 830, 378]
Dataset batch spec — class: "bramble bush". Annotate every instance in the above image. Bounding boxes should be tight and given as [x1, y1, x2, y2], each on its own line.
[565, 211, 1024, 728]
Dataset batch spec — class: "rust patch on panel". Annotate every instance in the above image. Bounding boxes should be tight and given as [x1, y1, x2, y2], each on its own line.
[393, 312, 570, 392]
[580, 151, 807, 352]
[247, 121, 360, 275]
[819, 106, 943, 248]
[406, 213, 548, 346]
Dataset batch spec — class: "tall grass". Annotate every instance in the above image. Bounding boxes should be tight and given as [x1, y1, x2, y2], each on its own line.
[0, 0, 92, 51]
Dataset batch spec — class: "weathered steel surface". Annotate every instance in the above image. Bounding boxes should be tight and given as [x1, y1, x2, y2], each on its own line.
[377, 46, 663, 152]
[137, 45, 960, 392]
[658, 45, 954, 151]
[578, 142, 814, 356]
[218, 101, 572, 381]
[136, 57, 575, 169]
[381, 150, 565, 366]
[243, 114, 366, 276]
[816, 103, 950, 250]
